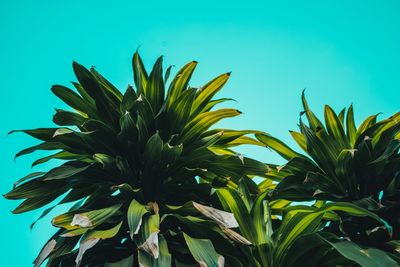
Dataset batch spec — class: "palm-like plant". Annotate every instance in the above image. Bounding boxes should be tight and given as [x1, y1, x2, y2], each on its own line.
[5, 52, 268, 266]
[212, 179, 399, 267]
[256, 92, 400, 257]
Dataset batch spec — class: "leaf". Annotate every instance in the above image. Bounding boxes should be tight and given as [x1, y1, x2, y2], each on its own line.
[138, 234, 171, 267]
[93, 153, 114, 169]
[324, 105, 349, 148]
[181, 109, 241, 143]
[33, 239, 57, 267]
[346, 104, 357, 146]
[325, 240, 399, 267]
[42, 164, 92, 181]
[105, 255, 134, 267]
[51, 85, 95, 116]
[120, 85, 138, 113]
[53, 204, 122, 229]
[73, 61, 114, 124]
[53, 109, 87, 127]
[133, 51, 149, 96]
[4, 179, 65, 200]
[251, 192, 273, 245]
[221, 228, 252, 245]
[192, 201, 239, 228]
[147, 56, 164, 112]
[84, 221, 123, 240]
[256, 133, 302, 160]
[75, 238, 100, 267]
[90, 67, 123, 103]
[12, 172, 45, 188]
[166, 61, 198, 109]
[12, 192, 64, 214]
[183, 233, 225, 267]
[31, 151, 86, 168]
[127, 199, 149, 238]
[167, 88, 196, 134]
[274, 211, 324, 265]
[190, 72, 230, 117]
[15, 142, 70, 159]
[138, 215, 160, 259]
[338, 107, 346, 124]
[216, 188, 257, 243]
[8, 127, 58, 141]
[144, 132, 164, 164]
[301, 90, 324, 130]
[289, 131, 307, 152]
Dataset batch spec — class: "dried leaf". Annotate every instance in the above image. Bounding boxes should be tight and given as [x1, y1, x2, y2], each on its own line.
[193, 201, 239, 228]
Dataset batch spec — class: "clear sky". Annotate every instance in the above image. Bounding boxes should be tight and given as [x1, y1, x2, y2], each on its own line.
[1, 0, 399, 265]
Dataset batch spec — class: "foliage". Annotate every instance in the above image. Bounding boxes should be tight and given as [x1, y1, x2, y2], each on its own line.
[256, 91, 400, 264]
[4, 54, 400, 266]
[5, 52, 267, 266]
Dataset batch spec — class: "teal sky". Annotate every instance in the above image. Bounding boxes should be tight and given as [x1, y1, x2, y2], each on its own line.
[1, 1, 399, 265]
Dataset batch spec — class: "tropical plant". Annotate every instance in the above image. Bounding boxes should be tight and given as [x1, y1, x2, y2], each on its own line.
[210, 178, 399, 267]
[256, 92, 400, 261]
[5, 53, 400, 267]
[5, 52, 268, 266]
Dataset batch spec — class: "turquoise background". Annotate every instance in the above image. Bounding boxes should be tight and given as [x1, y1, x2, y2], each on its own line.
[1, 1, 399, 265]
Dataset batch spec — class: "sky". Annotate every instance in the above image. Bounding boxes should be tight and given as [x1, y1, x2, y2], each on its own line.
[0, 0, 399, 265]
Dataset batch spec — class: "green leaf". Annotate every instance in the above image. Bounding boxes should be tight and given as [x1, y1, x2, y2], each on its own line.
[132, 51, 149, 96]
[127, 199, 149, 239]
[93, 153, 114, 169]
[216, 188, 257, 243]
[5, 179, 66, 200]
[251, 191, 273, 245]
[84, 221, 123, 240]
[181, 109, 241, 143]
[138, 234, 171, 267]
[144, 132, 164, 163]
[166, 61, 198, 109]
[51, 85, 96, 116]
[90, 67, 123, 102]
[183, 233, 224, 267]
[32, 151, 87, 168]
[301, 90, 324, 130]
[166, 88, 196, 135]
[256, 133, 302, 160]
[289, 131, 307, 152]
[12, 192, 64, 214]
[325, 240, 399, 267]
[346, 104, 357, 146]
[42, 164, 92, 181]
[53, 109, 87, 127]
[274, 210, 324, 265]
[191, 72, 230, 117]
[12, 172, 45, 188]
[53, 204, 122, 230]
[72, 61, 114, 124]
[15, 142, 70, 159]
[105, 255, 134, 267]
[147, 56, 164, 112]
[120, 85, 138, 113]
[324, 105, 349, 148]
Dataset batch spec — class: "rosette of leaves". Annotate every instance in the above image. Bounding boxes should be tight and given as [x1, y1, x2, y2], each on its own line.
[5, 52, 268, 266]
[256, 92, 400, 260]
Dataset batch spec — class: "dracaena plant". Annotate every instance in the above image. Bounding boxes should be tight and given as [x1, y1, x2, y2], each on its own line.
[5, 52, 268, 266]
[210, 179, 399, 266]
[256, 91, 400, 258]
